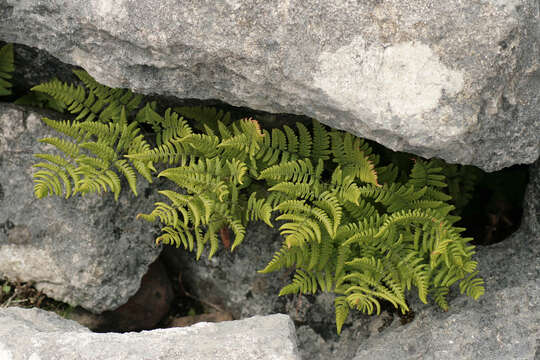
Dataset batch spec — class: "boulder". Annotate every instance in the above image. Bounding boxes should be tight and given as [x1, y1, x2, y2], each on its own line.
[353, 160, 540, 359]
[0, 103, 161, 312]
[1, 0, 538, 171]
[0, 307, 300, 360]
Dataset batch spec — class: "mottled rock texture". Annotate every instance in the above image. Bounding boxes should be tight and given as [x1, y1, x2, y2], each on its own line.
[0, 103, 161, 312]
[1, 0, 538, 171]
[353, 160, 540, 360]
[0, 307, 300, 360]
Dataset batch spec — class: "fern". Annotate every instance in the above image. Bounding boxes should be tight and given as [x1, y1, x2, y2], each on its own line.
[32, 76, 156, 200]
[0, 43, 14, 96]
[30, 72, 484, 334]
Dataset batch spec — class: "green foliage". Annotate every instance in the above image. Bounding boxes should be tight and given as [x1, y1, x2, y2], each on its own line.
[32, 72, 484, 334]
[430, 159, 482, 214]
[14, 91, 67, 113]
[31, 72, 154, 201]
[0, 43, 14, 96]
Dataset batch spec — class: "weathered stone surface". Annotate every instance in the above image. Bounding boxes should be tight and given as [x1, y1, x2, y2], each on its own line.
[1, 0, 538, 171]
[0, 103, 161, 312]
[0, 307, 300, 360]
[162, 221, 287, 320]
[353, 160, 540, 360]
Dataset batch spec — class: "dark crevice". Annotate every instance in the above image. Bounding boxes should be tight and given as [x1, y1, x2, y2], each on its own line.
[460, 164, 528, 246]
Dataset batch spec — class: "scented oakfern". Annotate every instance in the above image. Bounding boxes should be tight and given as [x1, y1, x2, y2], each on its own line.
[31, 71, 484, 334]
[0, 43, 14, 96]
[31, 70, 154, 200]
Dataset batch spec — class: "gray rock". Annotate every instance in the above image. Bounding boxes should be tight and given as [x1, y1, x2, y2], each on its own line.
[162, 221, 287, 320]
[1, 0, 538, 171]
[0, 307, 300, 360]
[353, 160, 540, 360]
[0, 103, 161, 312]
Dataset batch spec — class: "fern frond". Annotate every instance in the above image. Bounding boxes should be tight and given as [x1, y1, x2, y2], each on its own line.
[311, 120, 331, 161]
[431, 286, 450, 310]
[0, 43, 14, 96]
[279, 270, 331, 295]
[179, 134, 220, 157]
[39, 137, 80, 158]
[205, 222, 221, 259]
[330, 132, 379, 186]
[317, 234, 334, 271]
[276, 213, 322, 246]
[408, 159, 447, 189]
[257, 128, 296, 166]
[33, 169, 64, 197]
[259, 159, 317, 183]
[79, 142, 117, 163]
[296, 122, 312, 158]
[459, 272, 485, 300]
[313, 192, 342, 237]
[155, 226, 185, 248]
[32, 80, 98, 122]
[135, 102, 164, 134]
[345, 290, 381, 315]
[229, 218, 246, 251]
[125, 139, 189, 164]
[33, 162, 74, 198]
[113, 159, 138, 195]
[40, 112, 154, 200]
[258, 244, 305, 273]
[73, 69, 143, 114]
[174, 106, 232, 134]
[14, 91, 67, 112]
[283, 125, 299, 154]
[159, 108, 193, 144]
[334, 296, 350, 335]
[268, 181, 321, 201]
[246, 193, 273, 227]
[138, 202, 179, 228]
[226, 158, 248, 185]
[218, 120, 263, 158]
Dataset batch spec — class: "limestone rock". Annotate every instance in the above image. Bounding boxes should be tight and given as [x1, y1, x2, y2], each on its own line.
[0, 103, 161, 312]
[0, 307, 300, 360]
[1, 0, 538, 171]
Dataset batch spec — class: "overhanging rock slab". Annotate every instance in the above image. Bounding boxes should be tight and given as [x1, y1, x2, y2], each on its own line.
[1, 0, 538, 171]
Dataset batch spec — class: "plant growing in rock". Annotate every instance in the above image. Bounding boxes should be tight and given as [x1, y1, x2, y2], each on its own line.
[0, 43, 14, 96]
[29, 71, 484, 333]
